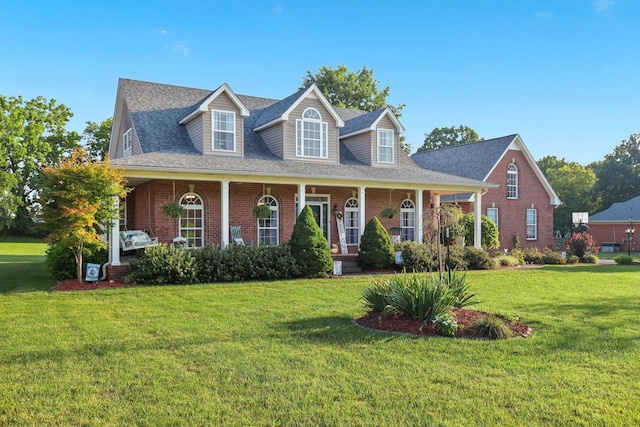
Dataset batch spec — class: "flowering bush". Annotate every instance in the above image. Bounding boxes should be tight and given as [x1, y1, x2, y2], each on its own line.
[566, 232, 599, 260]
[434, 311, 458, 337]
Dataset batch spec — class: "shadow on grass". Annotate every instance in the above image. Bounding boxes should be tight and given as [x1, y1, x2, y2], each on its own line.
[277, 315, 413, 345]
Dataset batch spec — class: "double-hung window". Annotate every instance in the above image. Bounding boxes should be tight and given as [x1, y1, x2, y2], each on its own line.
[377, 129, 394, 163]
[123, 128, 132, 157]
[507, 163, 518, 199]
[487, 207, 499, 228]
[296, 108, 327, 158]
[344, 198, 359, 245]
[526, 208, 537, 240]
[212, 110, 235, 151]
[257, 195, 279, 246]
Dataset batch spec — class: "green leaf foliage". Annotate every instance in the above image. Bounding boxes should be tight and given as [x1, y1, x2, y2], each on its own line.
[417, 125, 483, 152]
[127, 244, 198, 285]
[358, 217, 394, 271]
[289, 205, 333, 277]
[460, 213, 500, 249]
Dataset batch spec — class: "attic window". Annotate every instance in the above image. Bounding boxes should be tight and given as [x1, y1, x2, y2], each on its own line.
[377, 129, 394, 164]
[123, 128, 132, 157]
[212, 110, 235, 151]
[296, 108, 327, 158]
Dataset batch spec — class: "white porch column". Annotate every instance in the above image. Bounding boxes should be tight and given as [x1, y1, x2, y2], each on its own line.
[221, 180, 230, 247]
[416, 189, 423, 244]
[358, 186, 366, 240]
[110, 197, 121, 266]
[474, 190, 482, 249]
[298, 183, 306, 216]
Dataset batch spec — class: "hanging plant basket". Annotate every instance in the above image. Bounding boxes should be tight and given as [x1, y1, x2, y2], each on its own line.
[380, 205, 399, 219]
[162, 202, 184, 219]
[253, 203, 272, 219]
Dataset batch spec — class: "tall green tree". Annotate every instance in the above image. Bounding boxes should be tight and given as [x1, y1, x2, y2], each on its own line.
[289, 205, 333, 278]
[301, 65, 411, 153]
[590, 133, 640, 212]
[83, 117, 113, 160]
[417, 125, 483, 152]
[41, 147, 129, 283]
[0, 95, 78, 232]
[538, 155, 598, 234]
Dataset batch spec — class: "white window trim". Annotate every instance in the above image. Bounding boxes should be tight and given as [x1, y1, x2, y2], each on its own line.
[123, 128, 132, 157]
[507, 163, 518, 199]
[212, 110, 236, 152]
[400, 199, 416, 241]
[487, 207, 499, 228]
[344, 198, 359, 245]
[526, 208, 537, 240]
[296, 108, 328, 159]
[377, 128, 394, 164]
[257, 195, 279, 246]
[179, 192, 204, 248]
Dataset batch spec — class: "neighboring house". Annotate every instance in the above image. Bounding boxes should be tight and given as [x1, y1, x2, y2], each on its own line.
[411, 135, 561, 250]
[105, 78, 496, 272]
[588, 195, 640, 253]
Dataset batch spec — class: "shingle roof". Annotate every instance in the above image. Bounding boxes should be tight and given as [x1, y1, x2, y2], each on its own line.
[590, 195, 640, 222]
[339, 108, 387, 136]
[114, 78, 491, 189]
[411, 135, 517, 181]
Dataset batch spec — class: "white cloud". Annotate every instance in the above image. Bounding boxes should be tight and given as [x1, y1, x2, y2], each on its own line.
[173, 44, 191, 57]
[160, 29, 168, 36]
[593, 0, 614, 12]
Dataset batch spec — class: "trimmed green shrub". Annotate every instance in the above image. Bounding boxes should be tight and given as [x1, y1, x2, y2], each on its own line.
[542, 249, 565, 265]
[394, 241, 466, 272]
[523, 247, 544, 264]
[566, 254, 580, 264]
[509, 248, 525, 265]
[470, 314, 513, 339]
[358, 217, 395, 271]
[614, 254, 634, 265]
[459, 213, 500, 249]
[463, 247, 496, 270]
[46, 243, 108, 281]
[126, 244, 198, 285]
[289, 205, 333, 278]
[581, 254, 599, 264]
[497, 255, 521, 267]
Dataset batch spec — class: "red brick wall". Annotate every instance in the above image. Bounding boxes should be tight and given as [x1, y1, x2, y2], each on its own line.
[588, 223, 635, 253]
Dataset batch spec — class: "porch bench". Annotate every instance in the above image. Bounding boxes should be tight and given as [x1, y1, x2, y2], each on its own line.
[120, 230, 159, 252]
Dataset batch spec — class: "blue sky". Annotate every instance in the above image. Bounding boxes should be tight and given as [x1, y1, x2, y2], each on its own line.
[1, 0, 638, 165]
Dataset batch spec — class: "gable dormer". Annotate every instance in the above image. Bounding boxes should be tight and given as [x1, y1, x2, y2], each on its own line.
[340, 108, 405, 167]
[253, 84, 345, 163]
[179, 83, 250, 157]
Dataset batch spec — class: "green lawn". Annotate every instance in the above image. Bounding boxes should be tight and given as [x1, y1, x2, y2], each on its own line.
[0, 241, 639, 425]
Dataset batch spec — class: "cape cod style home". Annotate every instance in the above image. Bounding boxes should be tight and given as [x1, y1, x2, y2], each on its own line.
[105, 78, 496, 273]
[411, 135, 561, 249]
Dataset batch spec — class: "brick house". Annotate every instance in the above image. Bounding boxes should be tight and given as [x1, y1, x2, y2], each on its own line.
[105, 78, 496, 270]
[588, 195, 640, 254]
[411, 135, 561, 249]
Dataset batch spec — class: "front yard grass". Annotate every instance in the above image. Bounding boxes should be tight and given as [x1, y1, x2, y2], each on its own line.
[0, 241, 639, 425]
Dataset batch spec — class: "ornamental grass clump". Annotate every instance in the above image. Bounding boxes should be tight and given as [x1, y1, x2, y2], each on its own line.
[470, 314, 513, 339]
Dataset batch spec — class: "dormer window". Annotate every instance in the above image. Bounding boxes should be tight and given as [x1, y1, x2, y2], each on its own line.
[212, 110, 236, 151]
[296, 108, 328, 158]
[123, 128, 132, 157]
[507, 163, 518, 199]
[377, 129, 394, 164]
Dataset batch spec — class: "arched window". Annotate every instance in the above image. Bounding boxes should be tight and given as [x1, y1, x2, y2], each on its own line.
[507, 163, 518, 199]
[296, 108, 327, 158]
[400, 199, 415, 241]
[344, 198, 359, 245]
[257, 195, 278, 246]
[179, 192, 204, 248]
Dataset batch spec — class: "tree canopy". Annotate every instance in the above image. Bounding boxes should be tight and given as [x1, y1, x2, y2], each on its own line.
[0, 95, 78, 232]
[83, 117, 113, 160]
[538, 155, 597, 234]
[41, 147, 128, 282]
[416, 125, 483, 152]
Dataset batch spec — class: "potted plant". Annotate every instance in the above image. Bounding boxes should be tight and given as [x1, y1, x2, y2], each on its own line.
[162, 201, 184, 219]
[253, 203, 272, 219]
[380, 205, 399, 219]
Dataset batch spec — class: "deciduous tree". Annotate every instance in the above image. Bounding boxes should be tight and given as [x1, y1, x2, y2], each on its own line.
[417, 125, 483, 152]
[41, 147, 129, 283]
[83, 118, 113, 160]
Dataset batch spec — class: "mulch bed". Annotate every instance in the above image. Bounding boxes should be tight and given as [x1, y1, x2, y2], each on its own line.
[355, 308, 532, 339]
[52, 279, 131, 291]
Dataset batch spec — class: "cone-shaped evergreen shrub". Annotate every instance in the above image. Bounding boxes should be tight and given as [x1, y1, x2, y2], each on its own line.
[358, 217, 395, 270]
[289, 205, 333, 277]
